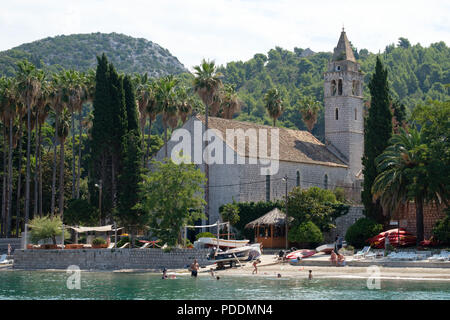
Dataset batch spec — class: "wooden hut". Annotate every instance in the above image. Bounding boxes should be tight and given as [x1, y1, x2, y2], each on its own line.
[245, 208, 293, 249]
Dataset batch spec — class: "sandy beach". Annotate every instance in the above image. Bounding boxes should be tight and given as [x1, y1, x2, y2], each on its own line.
[190, 253, 450, 281]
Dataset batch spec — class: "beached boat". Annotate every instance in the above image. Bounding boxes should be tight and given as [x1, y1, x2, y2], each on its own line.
[194, 237, 249, 250]
[285, 249, 316, 260]
[315, 244, 335, 254]
[211, 244, 261, 269]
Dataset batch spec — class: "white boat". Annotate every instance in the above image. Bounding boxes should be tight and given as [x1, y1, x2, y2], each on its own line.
[211, 243, 261, 269]
[194, 237, 249, 249]
[315, 243, 335, 253]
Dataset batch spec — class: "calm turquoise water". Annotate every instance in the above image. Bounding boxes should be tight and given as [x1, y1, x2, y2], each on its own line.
[0, 271, 449, 300]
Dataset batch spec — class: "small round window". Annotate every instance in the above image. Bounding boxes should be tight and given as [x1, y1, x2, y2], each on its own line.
[336, 65, 341, 71]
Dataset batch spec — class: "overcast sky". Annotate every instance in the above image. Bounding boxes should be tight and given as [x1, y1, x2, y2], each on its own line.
[1, 0, 449, 69]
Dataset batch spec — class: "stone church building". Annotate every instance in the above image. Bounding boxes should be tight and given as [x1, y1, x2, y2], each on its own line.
[155, 30, 365, 226]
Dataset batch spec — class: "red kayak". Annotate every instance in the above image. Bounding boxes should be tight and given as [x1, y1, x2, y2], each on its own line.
[368, 229, 417, 248]
[285, 249, 316, 260]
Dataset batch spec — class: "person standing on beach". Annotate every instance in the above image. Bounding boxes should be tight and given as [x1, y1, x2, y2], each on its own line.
[334, 236, 339, 254]
[308, 270, 313, 280]
[337, 235, 343, 252]
[190, 259, 199, 277]
[252, 259, 260, 275]
[7, 244, 12, 256]
[384, 233, 390, 256]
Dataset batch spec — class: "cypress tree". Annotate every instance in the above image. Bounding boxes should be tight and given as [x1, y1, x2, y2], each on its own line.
[108, 64, 127, 212]
[117, 76, 145, 247]
[90, 54, 128, 224]
[90, 54, 112, 224]
[362, 56, 393, 224]
[123, 75, 139, 132]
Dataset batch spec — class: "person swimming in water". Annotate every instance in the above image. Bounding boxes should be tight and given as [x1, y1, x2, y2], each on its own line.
[162, 268, 168, 279]
[190, 259, 199, 277]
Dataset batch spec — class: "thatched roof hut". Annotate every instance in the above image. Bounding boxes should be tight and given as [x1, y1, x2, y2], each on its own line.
[245, 208, 293, 229]
[245, 208, 294, 249]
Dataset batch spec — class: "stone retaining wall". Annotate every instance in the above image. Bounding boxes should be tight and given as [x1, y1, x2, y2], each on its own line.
[0, 238, 21, 254]
[13, 248, 210, 270]
[324, 205, 364, 242]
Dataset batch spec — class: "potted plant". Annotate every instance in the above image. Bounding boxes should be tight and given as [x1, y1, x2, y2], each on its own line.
[65, 244, 84, 249]
[92, 237, 107, 248]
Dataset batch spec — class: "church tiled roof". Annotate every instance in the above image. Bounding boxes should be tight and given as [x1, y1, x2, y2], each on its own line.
[195, 115, 348, 168]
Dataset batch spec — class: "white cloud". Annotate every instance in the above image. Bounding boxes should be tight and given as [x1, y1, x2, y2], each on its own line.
[0, 0, 448, 69]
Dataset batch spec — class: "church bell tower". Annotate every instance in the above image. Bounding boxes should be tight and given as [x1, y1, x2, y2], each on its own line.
[324, 29, 364, 179]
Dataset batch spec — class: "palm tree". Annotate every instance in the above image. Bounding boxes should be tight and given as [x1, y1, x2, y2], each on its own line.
[219, 84, 241, 119]
[75, 70, 94, 199]
[372, 128, 444, 243]
[33, 78, 50, 217]
[155, 76, 178, 158]
[16, 60, 42, 226]
[135, 74, 151, 165]
[57, 107, 70, 217]
[298, 96, 322, 132]
[193, 59, 223, 223]
[48, 72, 66, 215]
[145, 82, 159, 166]
[0, 77, 16, 236]
[64, 70, 86, 199]
[176, 86, 193, 124]
[263, 88, 283, 127]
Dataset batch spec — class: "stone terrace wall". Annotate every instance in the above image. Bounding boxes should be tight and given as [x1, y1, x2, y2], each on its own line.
[324, 205, 364, 242]
[0, 238, 21, 254]
[397, 203, 446, 239]
[13, 248, 210, 270]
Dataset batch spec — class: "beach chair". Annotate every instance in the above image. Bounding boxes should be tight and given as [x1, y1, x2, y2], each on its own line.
[139, 243, 151, 249]
[353, 246, 371, 260]
[119, 242, 130, 249]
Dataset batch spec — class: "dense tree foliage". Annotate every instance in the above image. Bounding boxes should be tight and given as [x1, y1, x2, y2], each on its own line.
[216, 40, 449, 140]
[138, 160, 206, 246]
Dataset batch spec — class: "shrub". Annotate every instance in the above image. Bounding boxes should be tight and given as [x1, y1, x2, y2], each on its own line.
[220, 201, 240, 226]
[288, 221, 323, 247]
[195, 232, 214, 240]
[333, 187, 346, 203]
[92, 237, 107, 245]
[345, 218, 383, 248]
[432, 216, 450, 244]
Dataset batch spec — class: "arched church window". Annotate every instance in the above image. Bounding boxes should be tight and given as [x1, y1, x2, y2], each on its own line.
[335, 108, 339, 120]
[338, 79, 343, 95]
[331, 80, 336, 96]
[324, 174, 329, 190]
[352, 80, 356, 95]
[296, 171, 301, 187]
[354, 108, 357, 120]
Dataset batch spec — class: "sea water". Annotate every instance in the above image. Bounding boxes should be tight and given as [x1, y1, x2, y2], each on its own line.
[0, 271, 449, 300]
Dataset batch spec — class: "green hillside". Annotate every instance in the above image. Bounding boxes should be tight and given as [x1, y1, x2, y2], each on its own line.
[217, 39, 450, 140]
[0, 32, 187, 77]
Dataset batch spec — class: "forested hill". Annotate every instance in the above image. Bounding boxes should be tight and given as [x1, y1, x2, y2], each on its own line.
[218, 39, 450, 140]
[0, 32, 187, 77]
